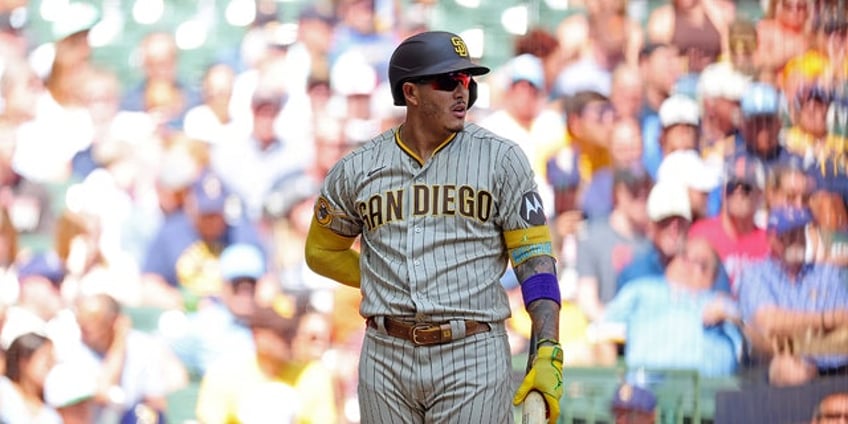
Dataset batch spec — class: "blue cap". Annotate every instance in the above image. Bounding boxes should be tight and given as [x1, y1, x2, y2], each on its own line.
[120, 404, 165, 424]
[509, 54, 545, 89]
[547, 148, 581, 189]
[18, 252, 66, 285]
[767, 207, 813, 235]
[741, 82, 780, 118]
[611, 383, 657, 413]
[191, 172, 231, 214]
[220, 244, 265, 281]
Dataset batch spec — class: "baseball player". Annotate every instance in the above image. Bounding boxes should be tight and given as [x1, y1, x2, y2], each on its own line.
[305, 31, 563, 423]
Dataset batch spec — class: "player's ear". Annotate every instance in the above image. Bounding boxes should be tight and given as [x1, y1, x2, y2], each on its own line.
[402, 81, 420, 107]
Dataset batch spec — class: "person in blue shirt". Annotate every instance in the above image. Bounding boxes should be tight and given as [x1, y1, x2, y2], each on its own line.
[602, 237, 743, 377]
[738, 206, 848, 387]
[164, 243, 264, 376]
[141, 172, 264, 309]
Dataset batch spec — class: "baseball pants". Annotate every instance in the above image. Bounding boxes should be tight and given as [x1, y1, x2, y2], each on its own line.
[358, 321, 513, 424]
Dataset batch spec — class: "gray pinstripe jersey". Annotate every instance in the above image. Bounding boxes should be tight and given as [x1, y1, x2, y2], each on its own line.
[317, 123, 546, 323]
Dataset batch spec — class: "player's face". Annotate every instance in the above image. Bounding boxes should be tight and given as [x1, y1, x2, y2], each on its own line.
[413, 72, 472, 133]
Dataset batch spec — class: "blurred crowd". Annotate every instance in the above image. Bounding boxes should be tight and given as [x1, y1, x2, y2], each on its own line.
[0, 0, 846, 422]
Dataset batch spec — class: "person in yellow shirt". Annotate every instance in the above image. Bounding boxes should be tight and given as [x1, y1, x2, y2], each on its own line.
[562, 90, 615, 185]
[195, 302, 337, 424]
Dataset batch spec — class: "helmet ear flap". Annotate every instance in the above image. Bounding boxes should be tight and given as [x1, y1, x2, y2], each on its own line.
[468, 78, 478, 109]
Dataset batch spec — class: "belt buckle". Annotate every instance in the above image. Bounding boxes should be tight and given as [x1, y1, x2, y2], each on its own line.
[410, 322, 437, 346]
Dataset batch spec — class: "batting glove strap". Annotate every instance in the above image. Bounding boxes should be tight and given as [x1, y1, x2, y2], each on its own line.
[512, 345, 564, 424]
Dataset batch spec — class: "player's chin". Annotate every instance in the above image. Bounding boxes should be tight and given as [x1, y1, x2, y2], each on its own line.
[445, 113, 466, 131]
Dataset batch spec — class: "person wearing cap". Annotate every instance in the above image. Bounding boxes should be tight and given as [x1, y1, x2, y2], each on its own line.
[610, 383, 657, 424]
[737, 207, 848, 386]
[616, 181, 693, 290]
[306, 31, 563, 423]
[645, 94, 701, 179]
[183, 63, 242, 145]
[689, 154, 769, 290]
[733, 82, 800, 168]
[196, 301, 337, 424]
[785, 84, 847, 175]
[141, 171, 264, 307]
[656, 149, 721, 221]
[603, 237, 743, 377]
[165, 243, 265, 376]
[697, 59, 750, 163]
[45, 1, 99, 108]
[44, 362, 97, 424]
[553, 12, 629, 99]
[575, 165, 652, 322]
[0, 252, 76, 351]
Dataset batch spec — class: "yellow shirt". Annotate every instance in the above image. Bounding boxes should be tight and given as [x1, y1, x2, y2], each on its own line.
[564, 130, 611, 184]
[784, 126, 848, 176]
[196, 353, 338, 424]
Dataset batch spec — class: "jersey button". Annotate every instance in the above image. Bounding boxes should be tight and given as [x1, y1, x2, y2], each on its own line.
[414, 259, 421, 266]
[414, 226, 422, 233]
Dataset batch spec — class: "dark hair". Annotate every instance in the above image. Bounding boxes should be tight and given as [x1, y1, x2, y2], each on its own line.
[5, 332, 51, 383]
[564, 91, 610, 116]
[514, 28, 559, 59]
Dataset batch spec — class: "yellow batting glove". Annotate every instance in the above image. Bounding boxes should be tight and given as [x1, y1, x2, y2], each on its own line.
[512, 344, 564, 424]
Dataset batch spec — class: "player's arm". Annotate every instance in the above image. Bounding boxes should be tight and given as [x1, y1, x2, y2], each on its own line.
[505, 226, 562, 424]
[304, 216, 361, 288]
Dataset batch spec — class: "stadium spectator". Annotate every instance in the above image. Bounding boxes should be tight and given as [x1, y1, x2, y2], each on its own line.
[812, 392, 848, 424]
[725, 18, 760, 79]
[62, 293, 179, 421]
[738, 207, 848, 386]
[616, 180, 692, 289]
[647, 0, 734, 74]
[579, 117, 645, 219]
[647, 94, 701, 178]
[183, 63, 242, 146]
[211, 86, 307, 222]
[196, 301, 338, 423]
[120, 32, 199, 129]
[756, 0, 813, 80]
[656, 149, 721, 221]
[576, 166, 652, 322]
[0, 252, 77, 352]
[785, 84, 844, 171]
[610, 383, 658, 424]
[697, 59, 750, 165]
[610, 64, 644, 121]
[602, 237, 743, 377]
[43, 362, 97, 424]
[478, 53, 564, 211]
[555, 0, 643, 69]
[140, 171, 263, 308]
[165, 243, 264, 376]
[555, 12, 629, 99]
[689, 154, 769, 289]
[734, 82, 800, 167]
[561, 90, 615, 185]
[0, 332, 60, 423]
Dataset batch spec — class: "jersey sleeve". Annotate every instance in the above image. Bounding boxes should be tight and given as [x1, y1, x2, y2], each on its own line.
[314, 158, 363, 238]
[496, 145, 555, 267]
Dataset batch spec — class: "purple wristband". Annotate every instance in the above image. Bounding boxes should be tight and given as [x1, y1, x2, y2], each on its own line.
[520, 273, 561, 307]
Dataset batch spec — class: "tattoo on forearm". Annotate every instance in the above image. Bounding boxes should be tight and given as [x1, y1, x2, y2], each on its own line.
[527, 299, 560, 341]
[514, 255, 557, 281]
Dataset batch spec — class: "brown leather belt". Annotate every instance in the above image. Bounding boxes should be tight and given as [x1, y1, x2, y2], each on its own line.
[367, 317, 491, 346]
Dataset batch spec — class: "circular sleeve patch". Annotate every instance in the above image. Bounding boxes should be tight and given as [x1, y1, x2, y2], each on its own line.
[314, 197, 334, 226]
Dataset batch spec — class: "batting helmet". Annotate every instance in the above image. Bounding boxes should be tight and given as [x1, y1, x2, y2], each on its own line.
[388, 31, 490, 107]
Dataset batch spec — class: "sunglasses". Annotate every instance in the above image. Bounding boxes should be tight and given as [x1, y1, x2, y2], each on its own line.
[416, 72, 472, 92]
[725, 180, 755, 196]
